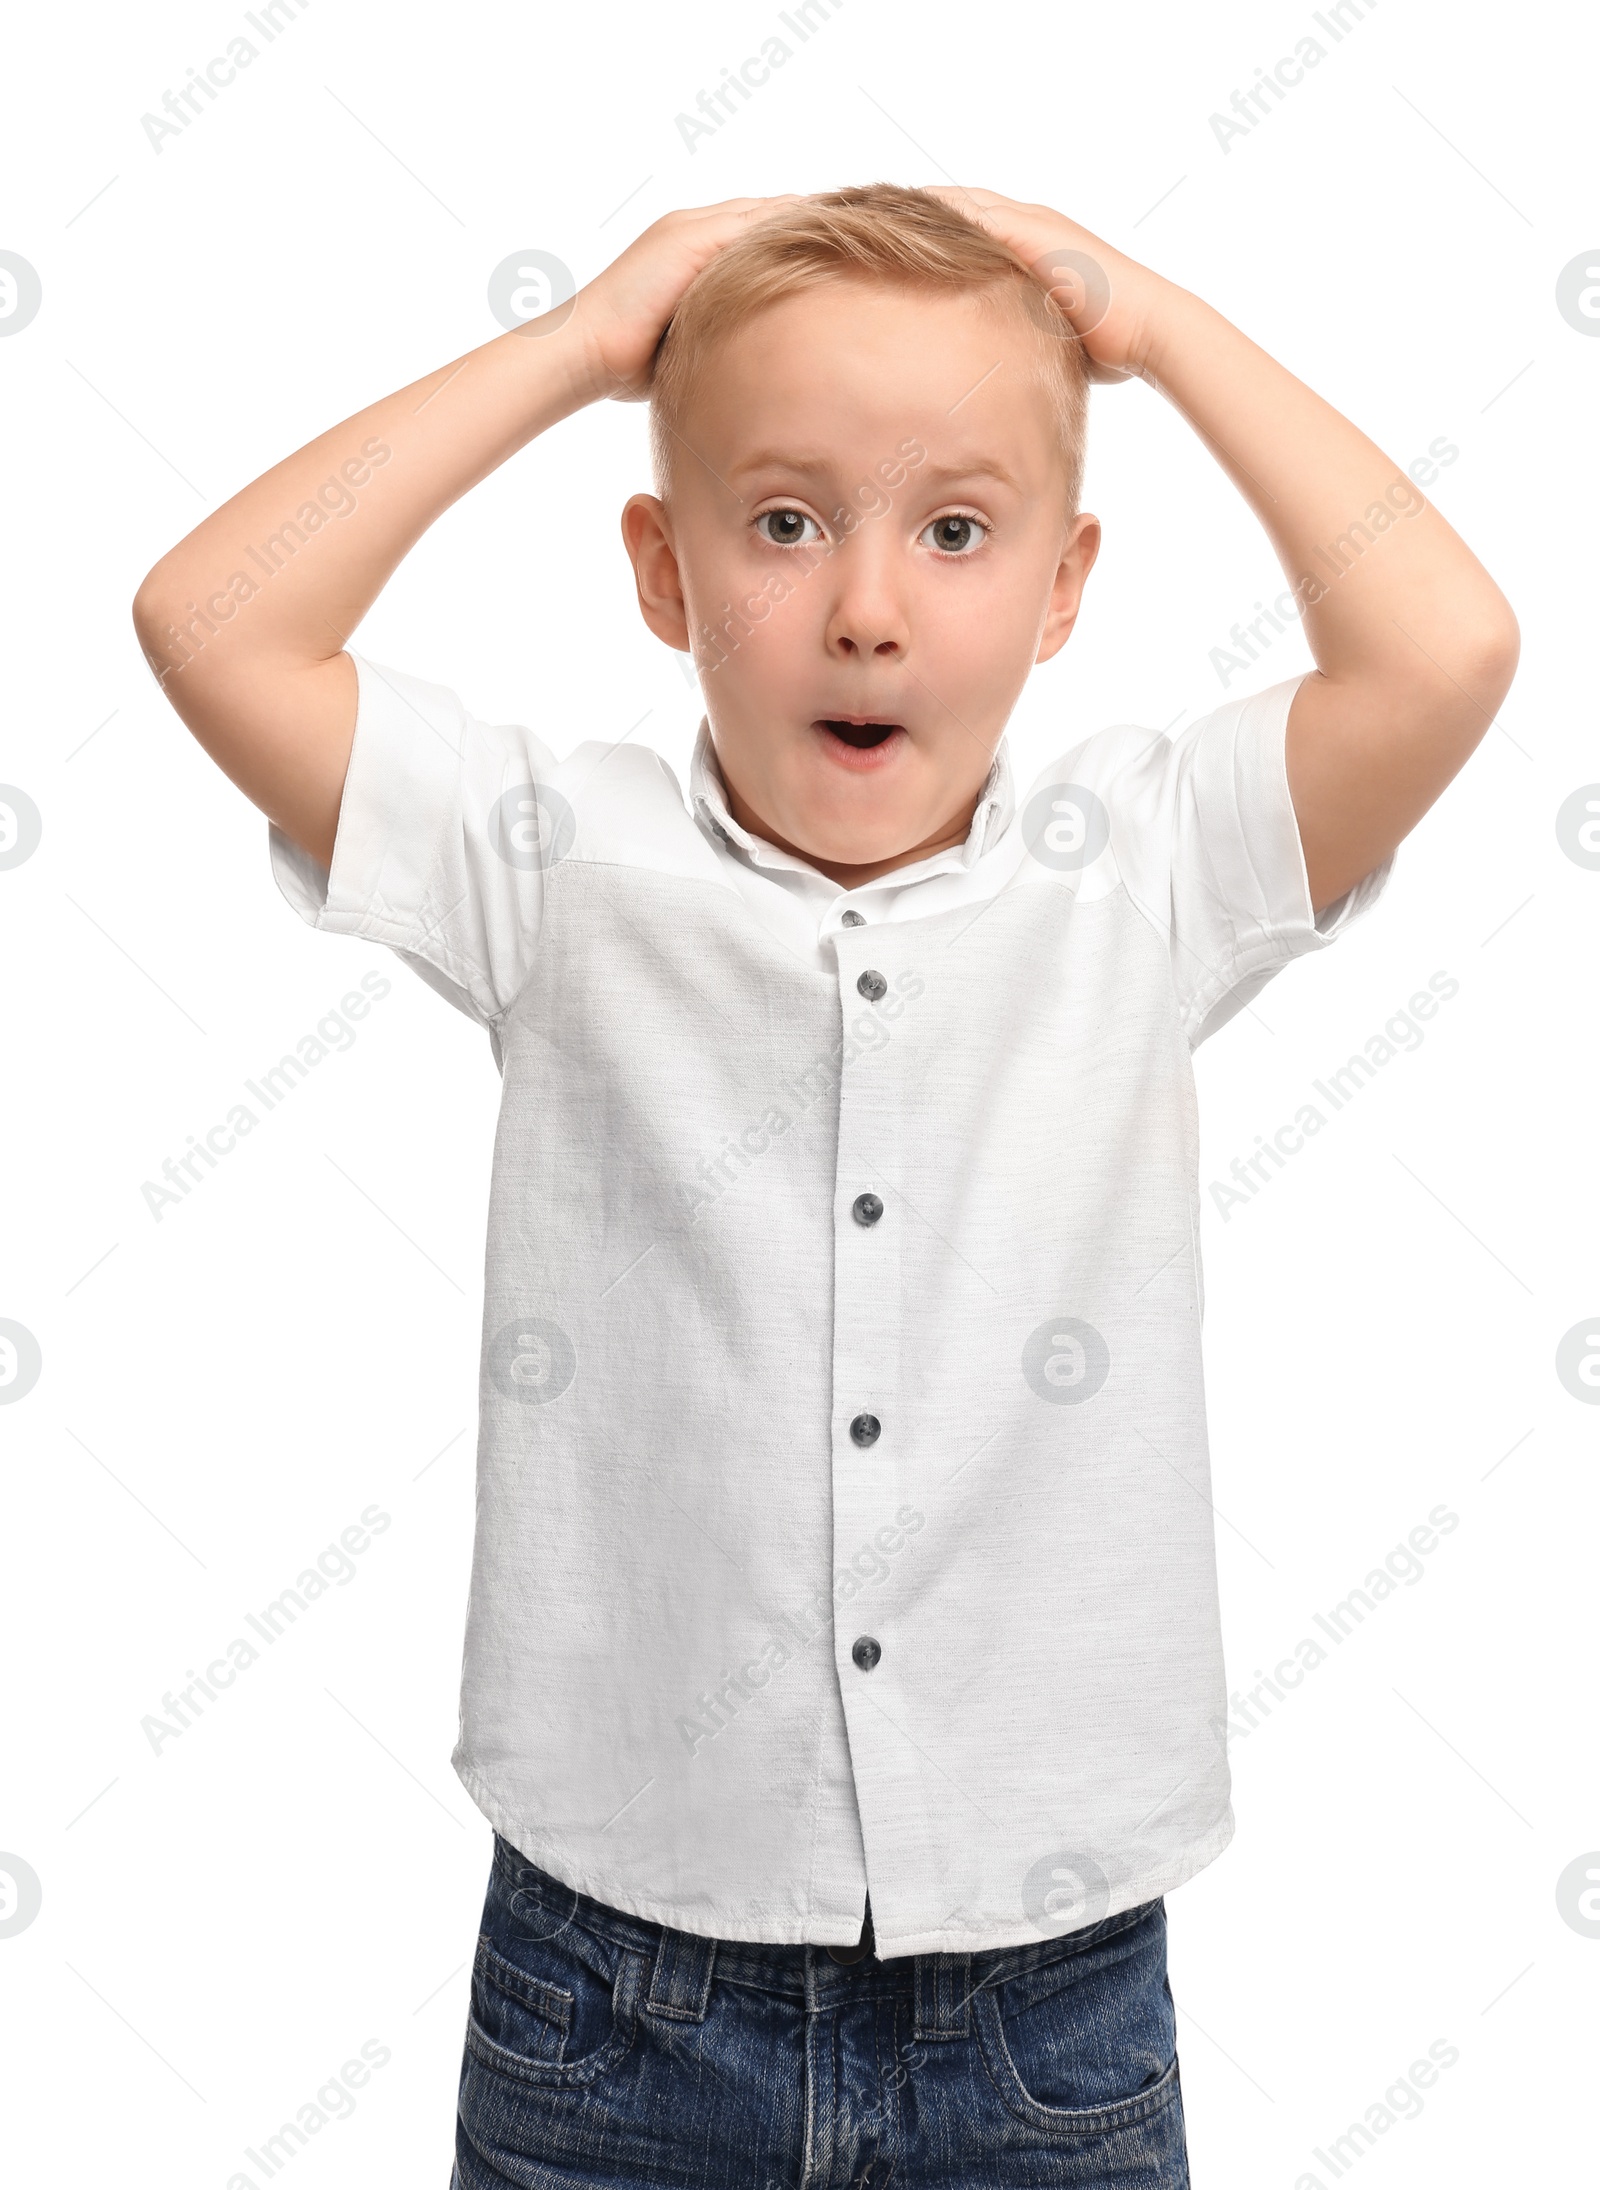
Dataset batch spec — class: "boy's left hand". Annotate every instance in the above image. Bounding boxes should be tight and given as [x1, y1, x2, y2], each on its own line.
[929, 185, 1520, 916]
[924, 187, 1172, 384]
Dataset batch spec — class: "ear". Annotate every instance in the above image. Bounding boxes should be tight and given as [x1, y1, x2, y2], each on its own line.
[1034, 511, 1101, 666]
[621, 494, 691, 653]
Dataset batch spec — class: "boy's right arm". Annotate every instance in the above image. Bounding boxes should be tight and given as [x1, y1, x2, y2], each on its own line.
[132, 198, 798, 871]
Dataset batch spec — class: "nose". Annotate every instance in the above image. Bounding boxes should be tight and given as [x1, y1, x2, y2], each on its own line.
[822, 526, 910, 663]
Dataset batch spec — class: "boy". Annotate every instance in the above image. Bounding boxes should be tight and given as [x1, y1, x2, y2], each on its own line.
[133, 184, 1517, 2188]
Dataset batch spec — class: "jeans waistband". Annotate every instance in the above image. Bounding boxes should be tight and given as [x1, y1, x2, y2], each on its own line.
[489, 1834, 1157, 2028]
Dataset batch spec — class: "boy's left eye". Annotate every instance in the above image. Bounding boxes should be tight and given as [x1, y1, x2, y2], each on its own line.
[756, 508, 821, 547]
[920, 514, 987, 556]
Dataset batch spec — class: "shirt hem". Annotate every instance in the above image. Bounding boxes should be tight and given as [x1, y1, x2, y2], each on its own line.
[453, 1756, 871, 1947]
[874, 1806, 1237, 1961]
[453, 1755, 1234, 1960]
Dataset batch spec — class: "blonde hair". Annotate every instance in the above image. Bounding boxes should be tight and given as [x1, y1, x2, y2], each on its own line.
[648, 183, 1091, 510]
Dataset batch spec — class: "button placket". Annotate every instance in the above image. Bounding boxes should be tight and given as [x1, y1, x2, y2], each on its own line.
[831, 932, 902, 1711]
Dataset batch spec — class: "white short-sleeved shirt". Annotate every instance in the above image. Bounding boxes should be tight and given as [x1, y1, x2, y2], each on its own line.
[270, 653, 1390, 1959]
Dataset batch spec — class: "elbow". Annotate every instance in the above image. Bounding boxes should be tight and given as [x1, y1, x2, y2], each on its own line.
[1430, 596, 1520, 745]
[132, 560, 204, 697]
[1467, 610, 1520, 740]
[1477, 595, 1520, 678]
[132, 548, 207, 646]
[131, 563, 176, 652]
[1469, 590, 1521, 696]
[131, 578, 174, 697]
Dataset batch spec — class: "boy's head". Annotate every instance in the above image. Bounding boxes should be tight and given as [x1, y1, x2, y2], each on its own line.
[621, 184, 1101, 886]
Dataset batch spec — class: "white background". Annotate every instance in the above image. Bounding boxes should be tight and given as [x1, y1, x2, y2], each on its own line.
[2, 0, 1595, 2183]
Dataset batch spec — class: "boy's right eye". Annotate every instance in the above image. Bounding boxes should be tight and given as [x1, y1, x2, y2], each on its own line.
[755, 508, 822, 548]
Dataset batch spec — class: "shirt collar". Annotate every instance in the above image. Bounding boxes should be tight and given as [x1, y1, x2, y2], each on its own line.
[688, 719, 1016, 890]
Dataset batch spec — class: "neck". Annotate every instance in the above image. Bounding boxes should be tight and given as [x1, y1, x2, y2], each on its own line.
[719, 772, 993, 887]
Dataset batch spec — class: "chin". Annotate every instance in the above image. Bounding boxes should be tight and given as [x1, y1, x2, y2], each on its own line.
[792, 822, 915, 871]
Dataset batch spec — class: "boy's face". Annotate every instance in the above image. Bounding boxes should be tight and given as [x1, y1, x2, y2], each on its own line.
[623, 282, 1100, 886]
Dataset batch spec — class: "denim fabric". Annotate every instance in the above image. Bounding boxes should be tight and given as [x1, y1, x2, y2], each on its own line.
[453, 1836, 1189, 2188]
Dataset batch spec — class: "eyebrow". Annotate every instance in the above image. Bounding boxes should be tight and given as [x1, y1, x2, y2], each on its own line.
[726, 451, 1025, 494]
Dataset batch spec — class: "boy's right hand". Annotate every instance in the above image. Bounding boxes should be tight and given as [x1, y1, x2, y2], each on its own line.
[572, 196, 805, 401]
[130, 194, 801, 871]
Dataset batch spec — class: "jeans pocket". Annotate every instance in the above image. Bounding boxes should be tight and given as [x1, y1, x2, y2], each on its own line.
[973, 1901, 1182, 2138]
[465, 1922, 643, 2091]
[470, 1935, 573, 2067]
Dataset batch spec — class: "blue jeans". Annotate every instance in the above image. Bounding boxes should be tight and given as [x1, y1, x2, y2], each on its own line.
[453, 1835, 1189, 2187]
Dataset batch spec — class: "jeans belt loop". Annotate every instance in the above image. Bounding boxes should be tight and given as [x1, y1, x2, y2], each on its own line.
[646, 1922, 718, 2023]
[914, 1950, 974, 2041]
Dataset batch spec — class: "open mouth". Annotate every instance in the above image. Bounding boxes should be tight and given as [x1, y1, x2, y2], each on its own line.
[815, 717, 905, 751]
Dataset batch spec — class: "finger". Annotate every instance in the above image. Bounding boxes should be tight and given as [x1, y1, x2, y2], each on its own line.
[671, 196, 808, 251]
[921, 184, 1007, 216]
[727, 193, 809, 218]
[687, 194, 809, 221]
[652, 195, 802, 240]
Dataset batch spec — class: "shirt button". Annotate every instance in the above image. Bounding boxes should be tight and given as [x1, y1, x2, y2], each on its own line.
[849, 1413, 881, 1447]
[856, 969, 888, 1001]
[840, 909, 866, 927]
[852, 1636, 882, 1672]
[852, 1193, 884, 1226]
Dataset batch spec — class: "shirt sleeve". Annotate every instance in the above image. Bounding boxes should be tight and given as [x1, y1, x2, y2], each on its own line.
[1106, 673, 1395, 1048]
[267, 651, 562, 1030]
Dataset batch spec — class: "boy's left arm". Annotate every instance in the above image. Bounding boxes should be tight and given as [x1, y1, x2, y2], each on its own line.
[938, 190, 1521, 915]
